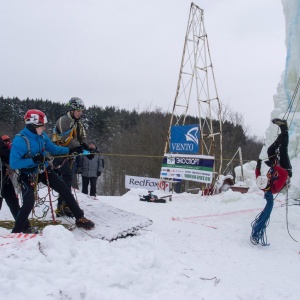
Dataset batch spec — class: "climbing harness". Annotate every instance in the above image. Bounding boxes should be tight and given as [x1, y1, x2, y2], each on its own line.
[52, 125, 76, 146]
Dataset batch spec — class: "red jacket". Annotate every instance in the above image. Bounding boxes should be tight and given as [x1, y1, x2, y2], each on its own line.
[255, 165, 288, 194]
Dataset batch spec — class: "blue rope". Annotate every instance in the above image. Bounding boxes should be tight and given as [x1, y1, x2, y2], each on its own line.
[250, 191, 274, 246]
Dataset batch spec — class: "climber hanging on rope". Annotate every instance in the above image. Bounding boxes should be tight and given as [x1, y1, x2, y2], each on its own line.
[250, 118, 292, 246]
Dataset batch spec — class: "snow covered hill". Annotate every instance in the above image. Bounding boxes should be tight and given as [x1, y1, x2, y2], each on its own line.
[1, 187, 300, 300]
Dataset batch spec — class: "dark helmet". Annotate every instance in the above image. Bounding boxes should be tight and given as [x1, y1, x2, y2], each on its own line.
[24, 109, 48, 126]
[67, 97, 85, 111]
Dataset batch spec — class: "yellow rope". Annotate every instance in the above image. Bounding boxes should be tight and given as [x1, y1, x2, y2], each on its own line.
[51, 152, 254, 162]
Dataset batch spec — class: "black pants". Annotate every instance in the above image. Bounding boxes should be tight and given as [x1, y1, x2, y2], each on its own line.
[53, 157, 73, 207]
[1, 174, 21, 220]
[82, 177, 97, 196]
[12, 167, 84, 233]
[267, 131, 292, 171]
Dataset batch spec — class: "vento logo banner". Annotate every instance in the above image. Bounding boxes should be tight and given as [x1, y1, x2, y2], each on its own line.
[125, 175, 169, 192]
[170, 125, 200, 154]
[160, 153, 214, 184]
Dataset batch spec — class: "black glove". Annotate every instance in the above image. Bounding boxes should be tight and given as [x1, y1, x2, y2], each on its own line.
[76, 167, 82, 174]
[81, 142, 89, 150]
[32, 153, 45, 164]
[256, 159, 262, 169]
[86, 153, 95, 160]
[97, 171, 101, 177]
[70, 146, 83, 155]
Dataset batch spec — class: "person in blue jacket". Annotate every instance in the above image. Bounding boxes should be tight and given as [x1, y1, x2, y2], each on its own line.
[10, 109, 95, 233]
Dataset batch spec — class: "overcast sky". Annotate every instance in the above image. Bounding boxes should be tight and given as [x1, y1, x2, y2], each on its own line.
[0, 0, 286, 136]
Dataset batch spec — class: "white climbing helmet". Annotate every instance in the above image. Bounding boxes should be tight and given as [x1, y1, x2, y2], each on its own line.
[256, 175, 269, 190]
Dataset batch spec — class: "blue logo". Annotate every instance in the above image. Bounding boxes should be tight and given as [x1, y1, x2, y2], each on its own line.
[170, 125, 200, 154]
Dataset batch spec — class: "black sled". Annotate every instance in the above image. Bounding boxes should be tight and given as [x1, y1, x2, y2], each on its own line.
[139, 192, 172, 203]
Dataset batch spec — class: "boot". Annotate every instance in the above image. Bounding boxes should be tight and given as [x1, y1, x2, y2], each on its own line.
[272, 118, 288, 131]
[55, 205, 65, 217]
[75, 217, 95, 229]
[22, 227, 39, 234]
[56, 202, 74, 218]
[63, 205, 74, 218]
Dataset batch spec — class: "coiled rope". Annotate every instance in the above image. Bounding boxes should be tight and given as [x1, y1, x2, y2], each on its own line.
[250, 191, 274, 246]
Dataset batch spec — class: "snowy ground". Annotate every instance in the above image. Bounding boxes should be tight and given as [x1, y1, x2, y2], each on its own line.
[1, 187, 300, 300]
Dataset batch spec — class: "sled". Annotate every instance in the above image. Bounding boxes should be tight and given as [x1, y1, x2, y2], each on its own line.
[139, 193, 172, 203]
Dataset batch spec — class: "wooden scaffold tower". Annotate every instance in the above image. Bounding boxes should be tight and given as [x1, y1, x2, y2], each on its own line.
[165, 2, 223, 177]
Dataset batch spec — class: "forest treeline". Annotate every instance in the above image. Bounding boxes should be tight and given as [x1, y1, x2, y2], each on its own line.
[0, 97, 264, 195]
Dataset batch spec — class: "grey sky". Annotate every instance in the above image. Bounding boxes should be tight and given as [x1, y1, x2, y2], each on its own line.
[0, 0, 285, 136]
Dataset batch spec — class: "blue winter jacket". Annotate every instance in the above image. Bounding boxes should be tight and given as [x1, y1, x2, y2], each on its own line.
[10, 127, 69, 173]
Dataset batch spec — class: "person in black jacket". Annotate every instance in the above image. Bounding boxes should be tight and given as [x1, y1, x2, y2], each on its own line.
[78, 141, 104, 199]
[52, 98, 94, 216]
[0, 135, 32, 232]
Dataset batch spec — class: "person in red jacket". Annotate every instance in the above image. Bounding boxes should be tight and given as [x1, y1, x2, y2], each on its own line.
[255, 118, 291, 191]
[251, 118, 291, 246]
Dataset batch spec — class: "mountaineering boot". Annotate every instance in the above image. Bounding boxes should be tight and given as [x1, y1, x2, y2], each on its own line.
[56, 202, 74, 218]
[55, 205, 65, 217]
[22, 226, 39, 234]
[63, 205, 74, 218]
[272, 118, 288, 131]
[75, 217, 95, 229]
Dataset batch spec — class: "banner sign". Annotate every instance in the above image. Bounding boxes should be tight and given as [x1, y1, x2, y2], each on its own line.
[125, 175, 169, 192]
[160, 153, 214, 184]
[170, 125, 200, 154]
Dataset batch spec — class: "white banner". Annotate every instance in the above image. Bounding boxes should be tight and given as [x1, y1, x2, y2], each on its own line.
[160, 153, 215, 184]
[125, 175, 169, 192]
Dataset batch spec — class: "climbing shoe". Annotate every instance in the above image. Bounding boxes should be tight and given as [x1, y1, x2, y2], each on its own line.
[272, 118, 286, 126]
[75, 217, 95, 229]
[55, 207, 65, 217]
[63, 206, 74, 218]
[272, 118, 288, 131]
[22, 227, 39, 234]
[56, 204, 74, 218]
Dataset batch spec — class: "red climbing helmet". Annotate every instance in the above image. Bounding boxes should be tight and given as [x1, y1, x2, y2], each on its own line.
[24, 109, 48, 126]
[1, 135, 10, 141]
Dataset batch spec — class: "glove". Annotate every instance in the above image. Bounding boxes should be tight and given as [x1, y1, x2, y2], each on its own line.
[256, 159, 262, 169]
[76, 167, 82, 174]
[69, 146, 83, 155]
[81, 142, 89, 150]
[32, 153, 45, 164]
[97, 171, 101, 177]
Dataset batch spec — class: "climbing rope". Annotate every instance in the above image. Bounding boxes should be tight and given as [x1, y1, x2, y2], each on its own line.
[283, 76, 300, 125]
[250, 191, 275, 246]
[285, 181, 298, 242]
[44, 167, 56, 224]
